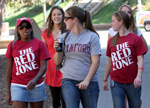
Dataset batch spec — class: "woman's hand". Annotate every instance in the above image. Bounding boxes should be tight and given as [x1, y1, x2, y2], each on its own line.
[134, 76, 142, 88]
[103, 81, 109, 91]
[53, 39, 59, 49]
[26, 78, 37, 89]
[76, 80, 90, 89]
[6, 91, 12, 106]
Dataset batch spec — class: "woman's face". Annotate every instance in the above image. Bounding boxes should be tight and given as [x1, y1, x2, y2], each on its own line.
[111, 15, 122, 31]
[121, 6, 131, 18]
[51, 9, 63, 25]
[64, 12, 74, 30]
[17, 22, 31, 41]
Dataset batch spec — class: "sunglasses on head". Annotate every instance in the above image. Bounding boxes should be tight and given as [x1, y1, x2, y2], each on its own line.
[64, 16, 74, 21]
[18, 25, 31, 30]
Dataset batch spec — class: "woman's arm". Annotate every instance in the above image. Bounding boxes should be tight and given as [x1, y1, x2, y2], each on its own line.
[140, 34, 148, 51]
[134, 55, 144, 88]
[5, 58, 13, 106]
[53, 40, 64, 65]
[77, 55, 100, 89]
[108, 33, 111, 42]
[26, 59, 47, 89]
[103, 57, 111, 91]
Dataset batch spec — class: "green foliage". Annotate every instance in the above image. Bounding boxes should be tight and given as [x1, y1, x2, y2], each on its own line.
[4, 3, 52, 28]
[92, 2, 119, 24]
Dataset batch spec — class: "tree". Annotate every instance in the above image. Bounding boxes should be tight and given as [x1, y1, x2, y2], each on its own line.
[0, 0, 6, 39]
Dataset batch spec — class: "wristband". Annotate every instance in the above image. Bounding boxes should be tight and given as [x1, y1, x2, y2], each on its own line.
[138, 67, 143, 70]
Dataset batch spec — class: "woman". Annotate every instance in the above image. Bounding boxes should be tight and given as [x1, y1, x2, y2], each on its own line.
[107, 4, 148, 108]
[5, 17, 50, 108]
[103, 11, 147, 108]
[108, 4, 148, 51]
[53, 6, 101, 108]
[41, 6, 67, 108]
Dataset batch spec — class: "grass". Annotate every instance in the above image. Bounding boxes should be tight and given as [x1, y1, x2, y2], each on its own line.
[3, 1, 150, 28]
[4, 1, 71, 29]
[92, 2, 120, 24]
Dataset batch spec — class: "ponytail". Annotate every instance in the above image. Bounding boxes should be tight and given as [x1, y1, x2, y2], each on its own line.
[84, 10, 99, 36]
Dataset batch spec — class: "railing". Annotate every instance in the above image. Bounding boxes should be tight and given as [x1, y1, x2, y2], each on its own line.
[82, 0, 92, 9]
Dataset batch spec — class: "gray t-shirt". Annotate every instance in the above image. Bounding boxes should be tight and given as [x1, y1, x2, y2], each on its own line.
[60, 29, 101, 82]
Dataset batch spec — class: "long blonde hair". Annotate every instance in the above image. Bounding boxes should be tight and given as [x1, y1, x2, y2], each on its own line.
[119, 4, 137, 34]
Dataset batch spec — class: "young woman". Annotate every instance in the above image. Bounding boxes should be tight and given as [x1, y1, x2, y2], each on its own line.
[41, 6, 67, 108]
[5, 17, 50, 108]
[53, 6, 101, 108]
[107, 4, 148, 108]
[103, 11, 147, 108]
[108, 4, 148, 51]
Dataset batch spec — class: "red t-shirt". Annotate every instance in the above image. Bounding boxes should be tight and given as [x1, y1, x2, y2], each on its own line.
[5, 38, 51, 85]
[42, 29, 62, 87]
[106, 33, 147, 83]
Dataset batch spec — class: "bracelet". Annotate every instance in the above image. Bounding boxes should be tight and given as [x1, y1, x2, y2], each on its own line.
[103, 80, 107, 82]
[138, 67, 143, 71]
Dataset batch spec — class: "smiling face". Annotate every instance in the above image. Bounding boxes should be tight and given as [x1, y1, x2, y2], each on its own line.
[111, 15, 122, 31]
[51, 8, 63, 25]
[17, 21, 32, 41]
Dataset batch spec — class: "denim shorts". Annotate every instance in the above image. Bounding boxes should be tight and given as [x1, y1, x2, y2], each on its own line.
[11, 83, 47, 102]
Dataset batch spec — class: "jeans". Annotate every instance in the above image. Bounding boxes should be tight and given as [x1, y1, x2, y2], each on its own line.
[62, 79, 99, 108]
[111, 80, 141, 108]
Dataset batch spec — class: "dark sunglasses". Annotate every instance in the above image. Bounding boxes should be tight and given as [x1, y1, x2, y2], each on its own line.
[64, 17, 74, 21]
[18, 25, 31, 30]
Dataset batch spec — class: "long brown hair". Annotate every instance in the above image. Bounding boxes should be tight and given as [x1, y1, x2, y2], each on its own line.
[111, 11, 130, 46]
[120, 4, 137, 34]
[45, 6, 67, 38]
[65, 6, 99, 36]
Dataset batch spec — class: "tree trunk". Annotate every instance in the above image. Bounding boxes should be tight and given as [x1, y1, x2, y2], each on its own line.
[0, 0, 6, 40]
[43, 1, 46, 28]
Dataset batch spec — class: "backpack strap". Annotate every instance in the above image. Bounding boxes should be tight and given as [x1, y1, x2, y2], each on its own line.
[64, 31, 70, 46]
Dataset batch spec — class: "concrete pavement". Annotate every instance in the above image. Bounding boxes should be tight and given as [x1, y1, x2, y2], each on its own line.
[0, 30, 150, 108]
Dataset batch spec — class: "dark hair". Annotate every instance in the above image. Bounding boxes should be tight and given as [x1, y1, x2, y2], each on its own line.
[17, 21, 34, 40]
[111, 11, 130, 46]
[65, 6, 99, 36]
[120, 4, 137, 34]
[45, 6, 67, 38]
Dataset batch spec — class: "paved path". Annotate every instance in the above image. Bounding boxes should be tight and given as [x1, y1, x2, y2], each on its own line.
[0, 30, 150, 108]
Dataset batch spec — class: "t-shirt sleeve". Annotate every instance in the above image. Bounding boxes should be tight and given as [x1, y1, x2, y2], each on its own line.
[90, 34, 101, 56]
[39, 41, 51, 61]
[106, 38, 112, 57]
[135, 37, 147, 56]
[5, 41, 13, 60]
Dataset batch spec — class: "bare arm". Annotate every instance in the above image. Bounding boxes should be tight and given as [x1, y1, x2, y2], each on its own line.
[140, 34, 148, 51]
[108, 33, 111, 42]
[5, 58, 13, 106]
[134, 55, 144, 88]
[77, 55, 100, 89]
[53, 39, 64, 65]
[26, 59, 47, 89]
[103, 57, 111, 91]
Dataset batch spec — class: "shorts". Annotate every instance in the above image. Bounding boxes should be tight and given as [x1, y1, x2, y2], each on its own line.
[11, 83, 47, 102]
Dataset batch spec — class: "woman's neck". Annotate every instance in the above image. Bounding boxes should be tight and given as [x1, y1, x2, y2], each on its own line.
[53, 24, 61, 32]
[72, 24, 85, 35]
[119, 27, 130, 36]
